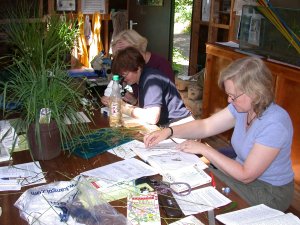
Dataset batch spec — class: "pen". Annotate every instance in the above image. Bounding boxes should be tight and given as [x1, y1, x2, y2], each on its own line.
[210, 172, 216, 188]
[1, 177, 24, 180]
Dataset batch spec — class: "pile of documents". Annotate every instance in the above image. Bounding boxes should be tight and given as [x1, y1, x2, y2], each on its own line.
[0, 161, 46, 191]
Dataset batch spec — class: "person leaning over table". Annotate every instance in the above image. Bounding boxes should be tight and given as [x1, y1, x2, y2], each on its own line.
[101, 29, 174, 106]
[108, 46, 193, 126]
[144, 57, 294, 211]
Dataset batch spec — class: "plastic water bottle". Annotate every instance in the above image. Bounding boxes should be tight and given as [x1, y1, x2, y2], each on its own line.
[109, 75, 122, 127]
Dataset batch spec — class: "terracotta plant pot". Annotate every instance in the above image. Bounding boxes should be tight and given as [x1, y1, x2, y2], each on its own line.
[27, 121, 62, 160]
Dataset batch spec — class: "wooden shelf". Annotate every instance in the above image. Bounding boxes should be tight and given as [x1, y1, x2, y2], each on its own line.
[189, 0, 235, 75]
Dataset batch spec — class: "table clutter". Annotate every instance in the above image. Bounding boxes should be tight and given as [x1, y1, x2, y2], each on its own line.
[1, 114, 299, 225]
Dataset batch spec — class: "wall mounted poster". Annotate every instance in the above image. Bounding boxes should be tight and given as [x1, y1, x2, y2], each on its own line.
[202, 0, 211, 22]
[137, 0, 164, 6]
[81, 0, 107, 14]
[56, 0, 76, 11]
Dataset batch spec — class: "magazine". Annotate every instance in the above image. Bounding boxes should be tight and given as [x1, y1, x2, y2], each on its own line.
[127, 192, 161, 225]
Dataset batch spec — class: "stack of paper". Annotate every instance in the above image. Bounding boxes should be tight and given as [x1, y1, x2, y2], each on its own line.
[162, 164, 211, 193]
[174, 186, 231, 215]
[131, 139, 208, 173]
[0, 161, 46, 191]
[216, 204, 300, 225]
[81, 158, 157, 188]
[169, 215, 205, 225]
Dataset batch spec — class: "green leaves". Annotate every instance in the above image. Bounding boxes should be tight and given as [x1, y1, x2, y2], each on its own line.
[0, 2, 91, 157]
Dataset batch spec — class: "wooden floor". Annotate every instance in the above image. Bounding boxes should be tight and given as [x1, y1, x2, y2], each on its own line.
[202, 136, 300, 217]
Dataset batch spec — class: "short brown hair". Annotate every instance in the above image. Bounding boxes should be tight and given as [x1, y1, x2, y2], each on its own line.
[112, 47, 146, 75]
[218, 57, 274, 117]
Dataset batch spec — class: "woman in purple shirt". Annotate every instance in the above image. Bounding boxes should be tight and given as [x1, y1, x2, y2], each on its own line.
[101, 29, 174, 106]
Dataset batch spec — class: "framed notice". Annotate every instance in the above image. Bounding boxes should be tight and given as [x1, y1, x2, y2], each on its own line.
[137, 0, 164, 6]
[202, 0, 211, 22]
[81, 0, 108, 14]
[56, 0, 76, 11]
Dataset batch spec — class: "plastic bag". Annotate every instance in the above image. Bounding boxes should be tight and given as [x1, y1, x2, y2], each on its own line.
[14, 175, 130, 225]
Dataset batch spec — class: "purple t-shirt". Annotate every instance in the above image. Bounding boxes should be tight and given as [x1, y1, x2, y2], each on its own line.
[146, 52, 175, 83]
[132, 52, 175, 97]
[228, 103, 294, 186]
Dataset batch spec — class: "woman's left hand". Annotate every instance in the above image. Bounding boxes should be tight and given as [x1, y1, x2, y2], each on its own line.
[177, 140, 204, 154]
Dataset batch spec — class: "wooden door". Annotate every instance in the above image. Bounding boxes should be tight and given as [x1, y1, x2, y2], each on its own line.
[127, 0, 174, 61]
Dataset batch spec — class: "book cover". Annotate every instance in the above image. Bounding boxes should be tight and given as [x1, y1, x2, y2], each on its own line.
[127, 192, 161, 225]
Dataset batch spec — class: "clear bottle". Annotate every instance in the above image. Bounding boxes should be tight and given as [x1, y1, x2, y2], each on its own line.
[109, 75, 122, 127]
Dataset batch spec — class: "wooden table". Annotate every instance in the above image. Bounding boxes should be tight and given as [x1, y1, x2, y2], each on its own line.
[0, 112, 249, 225]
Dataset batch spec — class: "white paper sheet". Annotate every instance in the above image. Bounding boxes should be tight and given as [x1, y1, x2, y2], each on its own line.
[81, 158, 157, 188]
[174, 186, 231, 215]
[107, 140, 139, 159]
[216, 204, 300, 225]
[0, 161, 46, 191]
[64, 111, 91, 124]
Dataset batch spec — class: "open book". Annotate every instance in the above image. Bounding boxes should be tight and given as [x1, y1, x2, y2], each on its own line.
[216, 204, 300, 225]
[131, 140, 208, 173]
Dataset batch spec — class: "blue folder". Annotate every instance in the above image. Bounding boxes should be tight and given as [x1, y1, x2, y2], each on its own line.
[67, 69, 98, 78]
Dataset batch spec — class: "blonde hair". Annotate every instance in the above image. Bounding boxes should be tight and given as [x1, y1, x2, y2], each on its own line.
[111, 29, 148, 53]
[218, 57, 274, 117]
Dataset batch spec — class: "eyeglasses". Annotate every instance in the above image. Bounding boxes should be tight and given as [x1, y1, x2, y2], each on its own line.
[227, 92, 244, 102]
[121, 72, 129, 78]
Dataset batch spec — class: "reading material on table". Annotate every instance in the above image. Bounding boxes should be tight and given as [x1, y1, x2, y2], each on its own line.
[0, 161, 46, 191]
[216, 204, 300, 225]
[107, 139, 140, 159]
[64, 111, 91, 124]
[174, 186, 231, 215]
[162, 164, 212, 193]
[169, 215, 205, 225]
[131, 139, 208, 173]
[0, 142, 10, 162]
[81, 158, 157, 188]
[127, 192, 161, 225]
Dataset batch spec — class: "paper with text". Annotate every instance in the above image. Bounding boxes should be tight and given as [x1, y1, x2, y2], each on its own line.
[0, 161, 46, 191]
[169, 215, 205, 225]
[216, 204, 300, 225]
[174, 186, 231, 215]
[163, 165, 211, 193]
[107, 139, 139, 159]
[131, 139, 208, 173]
[81, 158, 157, 188]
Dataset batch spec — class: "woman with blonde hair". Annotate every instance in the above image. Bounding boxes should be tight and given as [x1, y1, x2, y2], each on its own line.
[144, 57, 294, 211]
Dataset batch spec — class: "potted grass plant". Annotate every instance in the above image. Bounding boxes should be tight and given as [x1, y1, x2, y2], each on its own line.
[0, 2, 94, 160]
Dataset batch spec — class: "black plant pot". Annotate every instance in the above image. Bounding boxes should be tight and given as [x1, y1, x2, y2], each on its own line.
[27, 121, 62, 160]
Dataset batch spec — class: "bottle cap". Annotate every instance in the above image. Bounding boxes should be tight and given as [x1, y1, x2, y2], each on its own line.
[112, 75, 119, 81]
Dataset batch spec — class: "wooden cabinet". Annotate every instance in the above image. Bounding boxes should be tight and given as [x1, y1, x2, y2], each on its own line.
[189, 0, 235, 75]
[203, 43, 300, 213]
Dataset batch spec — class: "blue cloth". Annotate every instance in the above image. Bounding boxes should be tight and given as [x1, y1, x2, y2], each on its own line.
[67, 69, 97, 78]
[228, 103, 294, 186]
[64, 128, 133, 159]
[138, 68, 190, 125]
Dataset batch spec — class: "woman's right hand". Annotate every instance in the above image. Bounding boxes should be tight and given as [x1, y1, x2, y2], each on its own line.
[143, 128, 171, 147]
